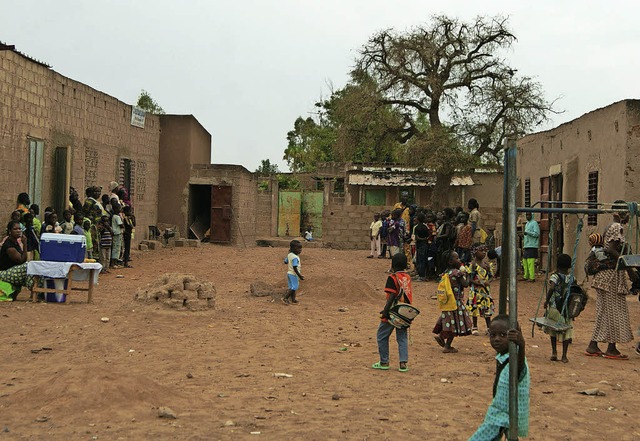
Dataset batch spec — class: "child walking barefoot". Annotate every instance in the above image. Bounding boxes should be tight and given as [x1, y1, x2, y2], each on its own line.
[544, 253, 573, 363]
[467, 244, 495, 335]
[372, 253, 413, 372]
[433, 251, 473, 353]
[283, 240, 304, 305]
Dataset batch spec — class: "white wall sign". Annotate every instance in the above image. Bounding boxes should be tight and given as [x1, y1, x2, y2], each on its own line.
[131, 106, 146, 128]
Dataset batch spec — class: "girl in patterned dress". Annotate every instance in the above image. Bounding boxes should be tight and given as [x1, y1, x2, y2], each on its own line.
[433, 250, 473, 353]
[585, 201, 634, 360]
[467, 244, 495, 335]
[544, 253, 573, 363]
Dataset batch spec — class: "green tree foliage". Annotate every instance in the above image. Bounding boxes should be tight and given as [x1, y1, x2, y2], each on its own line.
[136, 90, 165, 114]
[283, 116, 336, 173]
[255, 159, 280, 174]
[283, 73, 405, 172]
[357, 15, 557, 205]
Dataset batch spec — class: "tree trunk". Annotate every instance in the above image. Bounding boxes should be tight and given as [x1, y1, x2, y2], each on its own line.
[430, 172, 453, 210]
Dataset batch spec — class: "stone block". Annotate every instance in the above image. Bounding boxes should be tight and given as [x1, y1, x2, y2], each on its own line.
[138, 243, 149, 251]
[174, 239, 187, 247]
[187, 239, 201, 247]
[147, 240, 163, 250]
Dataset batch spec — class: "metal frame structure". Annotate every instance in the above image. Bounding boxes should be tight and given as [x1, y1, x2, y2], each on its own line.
[502, 141, 639, 440]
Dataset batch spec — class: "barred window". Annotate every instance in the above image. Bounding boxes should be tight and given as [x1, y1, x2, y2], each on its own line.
[524, 178, 531, 208]
[588, 171, 598, 226]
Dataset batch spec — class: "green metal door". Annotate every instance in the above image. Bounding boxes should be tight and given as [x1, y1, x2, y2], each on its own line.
[278, 191, 302, 237]
[365, 189, 386, 206]
[301, 191, 323, 238]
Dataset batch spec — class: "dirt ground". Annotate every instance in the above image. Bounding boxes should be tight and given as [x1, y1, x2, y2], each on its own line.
[0, 244, 638, 440]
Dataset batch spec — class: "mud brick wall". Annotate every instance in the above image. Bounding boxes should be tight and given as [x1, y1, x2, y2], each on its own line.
[190, 165, 257, 246]
[322, 204, 385, 249]
[0, 49, 160, 240]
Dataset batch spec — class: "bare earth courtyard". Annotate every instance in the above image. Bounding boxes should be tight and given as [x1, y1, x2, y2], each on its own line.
[0, 245, 638, 440]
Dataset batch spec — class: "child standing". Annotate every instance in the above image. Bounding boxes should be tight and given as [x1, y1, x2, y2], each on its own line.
[467, 244, 495, 335]
[543, 253, 574, 363]
[283, 240, 304, 305]
[372, 253, 413, 372]
[304, 226, 313, 242]
[379, 210, 391, 258]
[122, 206, 135, 268]
[97, 215, 113, 273]
[368, 213, 382, 258]
[468, 315, 530, 440]
[71, 212, 85, 236]
[387, 209, 405, 269]
[83, 218, 93, 260]
[433, 251, 473, 353]
[413, 212, 430, 281]
[60, 209, 74, 234]
[43, 212, 62, 235]
[22, 213, 39, 261]
[111, 205, 124, 268]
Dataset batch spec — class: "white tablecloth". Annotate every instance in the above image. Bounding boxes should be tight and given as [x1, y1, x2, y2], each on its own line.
[27, 261, 102, 283]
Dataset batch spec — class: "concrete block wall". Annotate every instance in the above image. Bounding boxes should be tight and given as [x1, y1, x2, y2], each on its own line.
[0, 49, 160, 240]
[322, 204, 385, 249]
[256, 191, 272, 237]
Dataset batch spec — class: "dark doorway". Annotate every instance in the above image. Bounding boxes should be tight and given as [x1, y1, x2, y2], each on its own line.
[211, 186, 233, 243]
[53, 147, 69, 215]
[188, 185, 211, 240]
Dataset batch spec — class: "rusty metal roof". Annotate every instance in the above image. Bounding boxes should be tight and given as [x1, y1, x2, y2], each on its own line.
[348, 173, 474, 187]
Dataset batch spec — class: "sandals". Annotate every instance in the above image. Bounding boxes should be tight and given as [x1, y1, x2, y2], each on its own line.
[442, 347, 458, 354]
[584, 350, 603, 357]
[398, 365, 409, 373]
[602, 353, 629, 360]
[471, 327, 479, 336]
[371, 362, 390, 370]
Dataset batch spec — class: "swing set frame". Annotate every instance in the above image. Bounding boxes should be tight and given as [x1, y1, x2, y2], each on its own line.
[502, 139, 640, 440]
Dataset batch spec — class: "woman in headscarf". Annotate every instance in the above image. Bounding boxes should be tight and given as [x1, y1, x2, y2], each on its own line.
[585, 200, 635, 359]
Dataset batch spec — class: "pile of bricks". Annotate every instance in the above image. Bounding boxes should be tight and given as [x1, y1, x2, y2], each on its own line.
[138, 239, 201, 251]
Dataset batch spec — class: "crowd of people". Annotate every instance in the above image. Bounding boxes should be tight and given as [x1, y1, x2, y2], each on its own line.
[0, 182, 136, 300]
[369, 196, 490, 282]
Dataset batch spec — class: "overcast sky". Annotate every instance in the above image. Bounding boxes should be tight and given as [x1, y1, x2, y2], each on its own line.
[2, 1, 639, 171]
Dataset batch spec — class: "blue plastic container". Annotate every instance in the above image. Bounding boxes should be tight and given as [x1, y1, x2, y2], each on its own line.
[40, 233, 86, 263]
[45, 279, 67, 303]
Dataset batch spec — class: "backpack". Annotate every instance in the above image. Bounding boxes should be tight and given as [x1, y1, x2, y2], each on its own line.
[436, 273, 458, 311]
[566, 284, 588, 319]
[387, 274, 420, 329]
[554, 274, 587, 319]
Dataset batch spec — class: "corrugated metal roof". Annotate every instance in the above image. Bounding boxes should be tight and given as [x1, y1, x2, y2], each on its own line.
[348, 173, 474, 187]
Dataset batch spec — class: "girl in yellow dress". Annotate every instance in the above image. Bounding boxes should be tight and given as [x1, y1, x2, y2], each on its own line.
[467, 244, 495, 335]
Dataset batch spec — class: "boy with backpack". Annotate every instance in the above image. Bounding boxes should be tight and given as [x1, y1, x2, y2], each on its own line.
[372, 253, 414, 372]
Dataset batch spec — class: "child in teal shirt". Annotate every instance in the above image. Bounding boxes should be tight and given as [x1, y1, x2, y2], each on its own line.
[469, 314, 530, 440]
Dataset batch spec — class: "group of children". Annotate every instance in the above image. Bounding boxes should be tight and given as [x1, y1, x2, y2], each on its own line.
[369, 202, 488, 283]
[373, 249, 529, 439]
[8, 184, 136, 273]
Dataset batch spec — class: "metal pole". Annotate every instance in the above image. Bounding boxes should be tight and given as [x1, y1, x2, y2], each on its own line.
[499, 144, 509, 315]
[506, 141, 519, 440]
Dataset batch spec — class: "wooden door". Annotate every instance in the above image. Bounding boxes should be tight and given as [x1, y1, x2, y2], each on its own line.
[210, 186, 232, 243]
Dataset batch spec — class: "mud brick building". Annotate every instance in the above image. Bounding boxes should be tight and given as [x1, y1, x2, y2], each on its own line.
[0, 44, 160, 234]
[518, 99, 640, 277]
